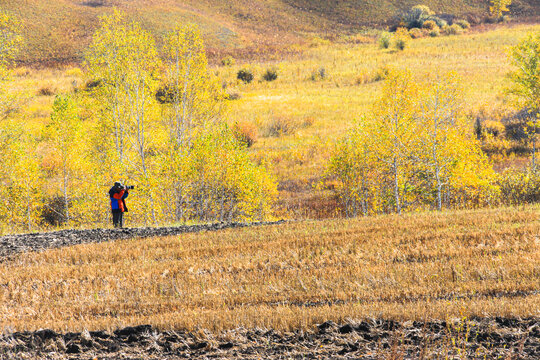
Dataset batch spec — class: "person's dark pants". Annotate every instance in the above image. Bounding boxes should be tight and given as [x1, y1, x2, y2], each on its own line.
[112, 211, 124, 228]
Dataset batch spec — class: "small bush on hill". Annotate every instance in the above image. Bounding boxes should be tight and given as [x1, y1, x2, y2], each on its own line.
[403, 5, 434, 28]
[221, 56, 235, 66]
[409, 28, 423, 39]
[264, 116, 299, 137]
[38, 86, 55, 96]
[422, 20, 437, 30]
[262, 67, 278, 82]
[237, 68, 254, 83]
[444, 24, 463, 35]
[310, 67, 327, 81]
[402, 5, 447, 29]
[429, 28, 441, 37]
[225, 88, 242, 100]
[394, 28, 410, 50]
[379, 32, 391, 49]
[455, 19, 471, 29]
[372, 65, 390, 81]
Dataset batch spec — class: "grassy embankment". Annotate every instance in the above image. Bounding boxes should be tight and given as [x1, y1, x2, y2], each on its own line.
[0, 205, 538, 332]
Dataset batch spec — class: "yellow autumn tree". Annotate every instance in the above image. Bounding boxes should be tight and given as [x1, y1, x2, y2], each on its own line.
[160, 24, 225, 222]
[508, 33, 540, 170]
[416, 72, 498, 209]
[158, 25, 276, 223]
[0, 11, 25, 121]
[86, 10, 164, 225]
[371, 69, 418, 214]
[490, 0, 512, 20]
[45, 95, 83, 225]
[177, 125, 277, 222]
[0, 122, 43, 232]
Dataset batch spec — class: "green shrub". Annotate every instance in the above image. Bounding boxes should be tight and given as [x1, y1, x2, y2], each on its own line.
[395, 38, 407, 50]
[379, 31, 391, 49]
[431, 17, 448, 28]
[444, 24, 463, 35]
[429, 28, 440, 37]
[455, 19, 471, 29]
[262, 67, 278, 82]
[221, 56, 236, 66]
[403, 5, 434, 28]
[237, 68, 254, 83]
[402, 5, 446, 29]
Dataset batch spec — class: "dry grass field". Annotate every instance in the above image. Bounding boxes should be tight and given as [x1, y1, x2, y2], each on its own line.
[0, 205, 538, 333]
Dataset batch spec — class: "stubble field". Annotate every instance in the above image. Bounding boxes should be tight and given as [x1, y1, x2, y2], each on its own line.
[0, 206, 537, 333]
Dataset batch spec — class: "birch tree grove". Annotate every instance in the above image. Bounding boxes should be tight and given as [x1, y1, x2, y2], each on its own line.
[82, 11, 276, 225]
[326, 69, 497, 216]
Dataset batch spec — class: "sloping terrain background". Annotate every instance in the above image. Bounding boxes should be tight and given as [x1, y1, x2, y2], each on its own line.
[2, 0, 539, 64]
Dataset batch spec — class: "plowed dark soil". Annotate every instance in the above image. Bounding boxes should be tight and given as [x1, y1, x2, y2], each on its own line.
[1, 318, 538, 359]
[0, 221, 285, 261]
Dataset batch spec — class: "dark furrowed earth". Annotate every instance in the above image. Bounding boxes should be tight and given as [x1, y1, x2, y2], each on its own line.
[0, 223, 538, 359]
[0, 221, 286, 261]
[1, 318, 539, 359]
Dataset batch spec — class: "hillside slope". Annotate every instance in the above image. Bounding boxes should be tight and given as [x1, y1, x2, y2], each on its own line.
[2, 0, 539, 65]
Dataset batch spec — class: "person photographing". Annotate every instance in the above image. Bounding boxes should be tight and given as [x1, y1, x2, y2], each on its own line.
[109, 181, 134, 228]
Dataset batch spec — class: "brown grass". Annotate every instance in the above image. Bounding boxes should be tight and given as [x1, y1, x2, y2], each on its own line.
[0, 206, 538, 333]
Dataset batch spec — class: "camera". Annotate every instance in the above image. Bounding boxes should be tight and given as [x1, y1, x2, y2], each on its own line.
[125, 185, 135, 190]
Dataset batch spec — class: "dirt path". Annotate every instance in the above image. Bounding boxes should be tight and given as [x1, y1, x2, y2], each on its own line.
[1, 318, 538, 359]
[0, 221, 285, 261]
